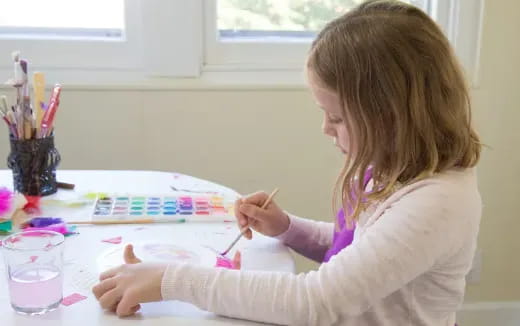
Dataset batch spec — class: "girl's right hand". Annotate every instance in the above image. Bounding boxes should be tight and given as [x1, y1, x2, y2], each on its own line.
[234, 191, 290, 239]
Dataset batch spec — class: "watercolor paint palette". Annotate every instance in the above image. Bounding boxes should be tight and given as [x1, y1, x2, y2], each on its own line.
[92, 195, 235, 222]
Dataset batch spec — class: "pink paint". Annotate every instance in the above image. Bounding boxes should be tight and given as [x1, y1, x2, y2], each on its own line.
[215, 251, 241, 270]
[223, 219, 233, 223]
[8, 266, 63, 309]
[102, 236, 122, 244]
[61, 293, 87, 306]
[29, 256, 38, 263]
[215, 256, 234, 268]
[7, 236, 21, 243]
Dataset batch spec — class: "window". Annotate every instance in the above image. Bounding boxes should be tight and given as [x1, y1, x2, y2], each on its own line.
[205, 0, 429, 70]
[0, 0, 483, 86]
[217, 0, 427, 40]
[205, 0, 483, 86]
[0, 0, 202, 85]
[0, 0, 141, 71]
[0, 0, 124, 39]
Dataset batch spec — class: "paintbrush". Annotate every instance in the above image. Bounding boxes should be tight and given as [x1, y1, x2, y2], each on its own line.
[68, 218, 187, 225]
[220, 188, 279, 256]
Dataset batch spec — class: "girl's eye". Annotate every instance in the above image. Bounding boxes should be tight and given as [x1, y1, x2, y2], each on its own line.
[328, 116, 342, 124]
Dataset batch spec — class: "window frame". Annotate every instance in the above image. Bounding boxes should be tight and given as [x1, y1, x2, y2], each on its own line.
[0, 0, 483, 88]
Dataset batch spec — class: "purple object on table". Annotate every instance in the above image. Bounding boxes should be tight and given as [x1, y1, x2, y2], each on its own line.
[29, 217, 63, 227]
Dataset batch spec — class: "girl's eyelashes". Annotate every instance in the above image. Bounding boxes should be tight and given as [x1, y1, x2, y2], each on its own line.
[327, 115, 343, 124]
[319, 106, 343, 124]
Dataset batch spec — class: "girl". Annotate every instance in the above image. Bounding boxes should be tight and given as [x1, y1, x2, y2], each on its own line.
[92, 1, 482, 325]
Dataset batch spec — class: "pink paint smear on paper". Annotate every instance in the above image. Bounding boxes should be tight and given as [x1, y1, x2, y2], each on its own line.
[102, 236, 122, 244]
[61, 293, 87, 306]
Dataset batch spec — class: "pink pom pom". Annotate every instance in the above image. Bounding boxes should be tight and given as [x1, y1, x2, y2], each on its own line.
[0, 188, 14, 216]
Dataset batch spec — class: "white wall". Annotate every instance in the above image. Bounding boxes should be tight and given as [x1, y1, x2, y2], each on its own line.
[464, 0, 520, 303]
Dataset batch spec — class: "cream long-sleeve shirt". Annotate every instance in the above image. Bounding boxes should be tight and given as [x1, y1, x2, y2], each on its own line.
[161, 168, 481, 325]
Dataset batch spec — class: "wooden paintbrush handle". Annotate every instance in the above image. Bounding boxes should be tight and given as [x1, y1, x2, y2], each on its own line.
[69, 219, 154, 225]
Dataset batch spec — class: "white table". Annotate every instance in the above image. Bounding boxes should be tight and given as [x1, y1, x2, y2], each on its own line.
[0, 170, 295, 326]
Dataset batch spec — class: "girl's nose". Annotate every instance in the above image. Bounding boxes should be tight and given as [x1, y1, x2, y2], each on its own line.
[322, 119, 336, 137]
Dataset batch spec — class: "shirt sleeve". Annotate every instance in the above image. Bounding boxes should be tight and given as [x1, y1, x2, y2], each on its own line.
[274, 214, 334, 262]
[161, 183, 477, 325]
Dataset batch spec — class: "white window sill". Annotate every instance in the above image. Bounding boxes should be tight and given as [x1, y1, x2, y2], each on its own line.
[0, 66, 307, 91]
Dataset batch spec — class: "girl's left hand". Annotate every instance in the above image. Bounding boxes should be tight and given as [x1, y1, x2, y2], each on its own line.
[92, 244, 167, 317]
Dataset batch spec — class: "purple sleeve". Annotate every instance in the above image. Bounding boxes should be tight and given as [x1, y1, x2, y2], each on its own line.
[275, 214, 334, 263]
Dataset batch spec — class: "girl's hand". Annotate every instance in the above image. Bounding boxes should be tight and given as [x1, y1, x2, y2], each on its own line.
[234, 191, 290, 239]
[92, 244, 166, 317]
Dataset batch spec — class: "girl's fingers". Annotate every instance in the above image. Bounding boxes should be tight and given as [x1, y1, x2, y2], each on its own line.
[234, 198, 248, 227]
[233, 251, 242, 269]
[242, 192, 269, 206]
[116, 290, 139, 317]
[124, 244, 142, 264]
[99, 266, 121, 281]
[239, 203, 270, 221]
[99, 288, 122, 310]
[116, 304, 141, 317]
[92, 277, 117, 299]
[244, 228, 253, 240]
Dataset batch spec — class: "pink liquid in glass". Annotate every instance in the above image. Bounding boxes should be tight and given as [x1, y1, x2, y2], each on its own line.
[8, 266, 63, 311]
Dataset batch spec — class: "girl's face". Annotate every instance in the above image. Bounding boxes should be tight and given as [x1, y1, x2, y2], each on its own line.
[307, 70, 350, 154]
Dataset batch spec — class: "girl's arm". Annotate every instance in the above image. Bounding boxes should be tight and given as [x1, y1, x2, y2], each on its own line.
[161, 182, 480, 325]
[275, 214, 334, 263]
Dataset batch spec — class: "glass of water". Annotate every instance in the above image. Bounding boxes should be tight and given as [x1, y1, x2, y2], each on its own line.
[2, 230, 65, 315]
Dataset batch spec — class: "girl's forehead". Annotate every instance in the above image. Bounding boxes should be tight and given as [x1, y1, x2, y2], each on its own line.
[307, 71, 342, 114]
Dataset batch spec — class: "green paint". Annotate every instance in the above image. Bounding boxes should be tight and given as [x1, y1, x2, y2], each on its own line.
[0, 220, 12, 232]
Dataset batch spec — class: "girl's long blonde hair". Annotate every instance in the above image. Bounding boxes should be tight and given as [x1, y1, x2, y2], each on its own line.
[307, 0, 481, 223]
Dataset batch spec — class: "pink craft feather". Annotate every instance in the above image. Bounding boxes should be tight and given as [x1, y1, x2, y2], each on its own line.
[0, 188, 14, 216]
